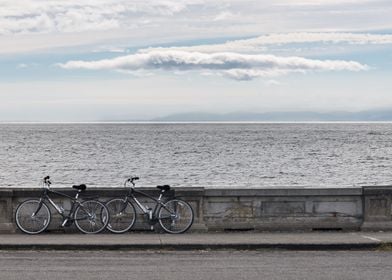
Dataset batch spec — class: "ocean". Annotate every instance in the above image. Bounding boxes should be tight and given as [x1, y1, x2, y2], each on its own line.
[1, 123, 391, 188]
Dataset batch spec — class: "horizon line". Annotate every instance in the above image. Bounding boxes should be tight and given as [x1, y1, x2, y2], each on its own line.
[2, 121, 392, 124]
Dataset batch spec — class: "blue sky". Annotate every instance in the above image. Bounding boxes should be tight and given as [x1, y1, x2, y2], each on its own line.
[1, 0, 392, 121]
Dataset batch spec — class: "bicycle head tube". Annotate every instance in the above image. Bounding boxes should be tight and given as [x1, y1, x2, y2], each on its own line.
[42, 176, 51, 189]
[124, 176, 139, 188]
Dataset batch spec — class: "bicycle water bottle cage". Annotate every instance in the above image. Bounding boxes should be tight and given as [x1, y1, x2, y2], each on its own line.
[72, 184, 87, 191]
[156, 185, 170, 191]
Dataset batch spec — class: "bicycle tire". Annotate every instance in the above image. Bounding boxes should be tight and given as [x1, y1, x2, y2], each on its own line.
[15, 199, 51, 234]
[74, 200, 109, 234]
[158, 199, 194, 234]
[105, 198, 137, 233]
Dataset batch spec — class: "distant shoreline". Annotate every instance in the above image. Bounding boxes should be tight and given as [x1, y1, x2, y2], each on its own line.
[4, 109, 392, 123]
[2, 121, 392, 124]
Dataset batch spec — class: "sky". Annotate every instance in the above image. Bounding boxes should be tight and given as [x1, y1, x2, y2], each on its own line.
[1, 0, 392, 121]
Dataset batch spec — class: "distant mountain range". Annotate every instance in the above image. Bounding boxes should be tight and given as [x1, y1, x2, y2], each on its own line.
[152, 110, 392, 122]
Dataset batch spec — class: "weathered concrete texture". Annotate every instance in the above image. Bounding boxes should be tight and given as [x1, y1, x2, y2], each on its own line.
[362, 186, 392, 230]
[0, 190, 13, 233]
[1, 185, 392, 233]
[198, 188, 364, 231]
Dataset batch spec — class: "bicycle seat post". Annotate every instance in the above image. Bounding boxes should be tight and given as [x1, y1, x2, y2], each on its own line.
[72, 184, 87, 199]
[156, 185, 170, 201]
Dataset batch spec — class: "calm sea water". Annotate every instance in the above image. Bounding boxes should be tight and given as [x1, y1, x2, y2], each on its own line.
[1, 123, 392, 188]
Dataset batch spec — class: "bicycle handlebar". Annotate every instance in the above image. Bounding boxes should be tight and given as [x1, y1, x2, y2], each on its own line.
[127, 176, 139, 182]
[124, 176, 139, 187]
[43, 176, 51, 187]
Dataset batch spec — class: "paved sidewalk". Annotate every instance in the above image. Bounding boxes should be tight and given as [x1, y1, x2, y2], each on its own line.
[1, 232, 392, 250]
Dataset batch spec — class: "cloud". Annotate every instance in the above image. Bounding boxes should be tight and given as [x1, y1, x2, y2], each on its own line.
[264, 79, 281, 86]
[1, 1, 391, 36]
[92, 46, 129, 53]
[275, 0, 374, 6]
[1, 0, 392, 55]
[213, 11, 236, 21]
[141, 32, 392, 53]
[58, 50, 368, 80]
[16, 63, 28, 69]
[0, 0, 201, 35]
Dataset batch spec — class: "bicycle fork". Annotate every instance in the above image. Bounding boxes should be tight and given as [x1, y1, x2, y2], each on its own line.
[32, 199, 44, 217]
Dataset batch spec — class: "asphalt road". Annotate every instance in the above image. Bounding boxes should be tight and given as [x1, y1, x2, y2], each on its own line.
[0, 250, 391, 280]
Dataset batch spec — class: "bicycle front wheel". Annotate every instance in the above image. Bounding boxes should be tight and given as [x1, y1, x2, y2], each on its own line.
[15, 199, 51, 234]
[74, 200, 109, 234]
[105, 198, 136, 233]
[158, 199, 194, 234]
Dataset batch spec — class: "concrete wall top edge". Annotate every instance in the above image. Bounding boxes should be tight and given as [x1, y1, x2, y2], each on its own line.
[3, 185, 366, 198]
[203, 188, 363, 197]
[0, 189, 13, 197]
[362, 185, 392, 195]
[0, 186, 367, 197]
[6, 187, 169, 198]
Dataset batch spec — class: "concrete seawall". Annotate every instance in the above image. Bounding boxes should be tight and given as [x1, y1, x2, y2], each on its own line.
[1, 186, 392, 233]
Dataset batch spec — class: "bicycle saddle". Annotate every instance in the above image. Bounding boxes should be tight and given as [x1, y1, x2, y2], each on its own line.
[72, 184, 87, 191]
[156, 185, 170, 191]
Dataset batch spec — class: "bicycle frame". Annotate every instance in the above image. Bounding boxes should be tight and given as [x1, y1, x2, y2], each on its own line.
[37, 187, 86, 223]
[105, 177, 194, 234]
[15, 176, 110, 235]
[121, 182, 173, 224]
[133, 189, 166, 222]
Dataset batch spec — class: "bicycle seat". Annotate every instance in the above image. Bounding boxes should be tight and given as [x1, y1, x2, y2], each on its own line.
[157, 185, 170, 191]
[72, 184, 87, 191]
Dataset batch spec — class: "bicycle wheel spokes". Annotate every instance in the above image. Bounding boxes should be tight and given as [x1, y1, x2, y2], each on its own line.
[15, 200, 50, 234]
[105, 198, 136, 233]
[74, 200, 109, 234]
[158, 199, 194, 234]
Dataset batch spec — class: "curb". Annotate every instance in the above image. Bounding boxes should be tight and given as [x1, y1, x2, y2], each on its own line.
[0, 242, 388, 251]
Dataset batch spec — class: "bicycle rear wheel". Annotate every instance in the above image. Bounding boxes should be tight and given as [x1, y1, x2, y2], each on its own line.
[15, 199, 51, 234]
[74, 200, 109, 234]
[105, 198, 136, 233]
[158, 199, 194, 234]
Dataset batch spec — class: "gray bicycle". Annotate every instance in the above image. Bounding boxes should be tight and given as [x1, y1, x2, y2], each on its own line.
[15, 176, 109, 234]
[105, 177, 194, 234]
